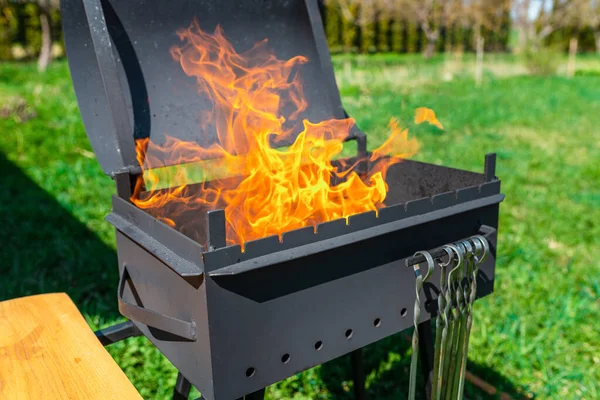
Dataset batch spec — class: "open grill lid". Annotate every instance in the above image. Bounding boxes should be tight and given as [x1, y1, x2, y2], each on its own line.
[62, 0, 351, 176]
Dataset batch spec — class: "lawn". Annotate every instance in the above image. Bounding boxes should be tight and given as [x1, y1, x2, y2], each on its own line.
[1, 54, 599, 399]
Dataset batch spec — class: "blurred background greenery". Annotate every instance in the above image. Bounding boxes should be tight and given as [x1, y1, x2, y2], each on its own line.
[1, 1, 600, 399]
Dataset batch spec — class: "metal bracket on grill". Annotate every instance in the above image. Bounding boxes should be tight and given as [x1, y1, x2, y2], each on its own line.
[404, 225, 496, 267]
[95, 320, 143, 346]
[207, 196, 502, 277]
[207, 209, 227, 250]
[118, 266, 197, 341]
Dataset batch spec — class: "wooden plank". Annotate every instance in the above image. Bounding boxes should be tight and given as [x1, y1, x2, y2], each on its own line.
[0, 293, 142, 399]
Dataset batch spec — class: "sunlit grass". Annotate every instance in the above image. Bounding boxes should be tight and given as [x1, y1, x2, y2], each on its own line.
[1, 54, 599, 399]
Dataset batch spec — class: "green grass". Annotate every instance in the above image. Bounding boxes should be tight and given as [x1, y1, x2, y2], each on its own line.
[1, 54, 599, 399]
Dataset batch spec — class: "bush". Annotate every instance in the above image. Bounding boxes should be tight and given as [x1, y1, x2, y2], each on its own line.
[390, 19, 404, 52]
[324, 0, 342, 53]
[377, 16, 390, 53]
[522, 44, 562, 75]
[574, 69, 600, 77]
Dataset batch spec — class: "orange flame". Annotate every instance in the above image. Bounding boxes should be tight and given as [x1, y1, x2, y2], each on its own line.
[131, 21, 435, 248]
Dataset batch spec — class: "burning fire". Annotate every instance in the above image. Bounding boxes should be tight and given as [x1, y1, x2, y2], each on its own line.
[132, 20, 442, 248]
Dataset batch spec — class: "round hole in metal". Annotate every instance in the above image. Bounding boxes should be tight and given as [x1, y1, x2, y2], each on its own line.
[314, 340, 323, 351]
[245, 367, 255, 378]
[401, 308, 408, 317]
[373, 318, 382, 327]
[345, 329, 353, 339]
[281, 354, 290, 364]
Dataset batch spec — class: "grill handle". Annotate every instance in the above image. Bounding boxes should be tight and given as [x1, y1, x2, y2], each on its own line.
[118, 266, 197, 341]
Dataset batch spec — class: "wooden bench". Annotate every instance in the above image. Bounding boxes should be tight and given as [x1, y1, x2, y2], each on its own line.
[0, 293, 142, 399]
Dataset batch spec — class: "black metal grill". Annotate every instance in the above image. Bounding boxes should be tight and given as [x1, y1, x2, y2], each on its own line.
[62, 1, 504, 399]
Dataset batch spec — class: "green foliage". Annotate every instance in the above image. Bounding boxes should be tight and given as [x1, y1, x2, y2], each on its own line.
[24, 3, 41, 56]
[51, 7, 62, 43]
[547, 27, 598, 53]
[341, 3, 359, 53]
[0, 2, 63, 61]
[497, 8, 511, 51]
[3, 2, 516, 60]
[324, 0, 342, 53]
[0, 8, 13, 59]
[406, 22, 419, 54]
[436, 27, 446, 53]
[376, 15, 390, 53]
[522, 44, 562, 75]
[360, 21, 376, 53]
[451, 24, 465, 52]
[390, 19, 404, 53]
[463, 27, 475, 52]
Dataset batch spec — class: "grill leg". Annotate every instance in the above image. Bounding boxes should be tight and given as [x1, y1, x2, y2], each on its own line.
[173, 372, 192, 400]
[351, 348, 367, 400]
[418, 320, 435, 400]
[94, 320, 142, 346]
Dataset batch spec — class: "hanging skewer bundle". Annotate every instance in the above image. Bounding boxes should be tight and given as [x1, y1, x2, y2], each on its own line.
[408, 235, 490, 400]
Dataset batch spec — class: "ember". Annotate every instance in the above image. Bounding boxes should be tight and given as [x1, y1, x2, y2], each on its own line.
[131, 20, 439, 247]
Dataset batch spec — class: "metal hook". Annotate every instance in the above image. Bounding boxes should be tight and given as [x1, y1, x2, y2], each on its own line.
[413, 250, 435, 281]
[432, 245, 456, 400]
[444, 244, 464, 284]
[408, 250, 435, 400]
[470, 235, 490, 264]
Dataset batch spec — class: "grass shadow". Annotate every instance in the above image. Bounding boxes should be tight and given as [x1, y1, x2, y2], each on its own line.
[0, 152, 121, 321]
[320, 325, 528, 400]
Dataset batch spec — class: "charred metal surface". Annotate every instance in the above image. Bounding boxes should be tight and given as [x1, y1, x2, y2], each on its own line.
[347, 210, 377, 232]
[61, 0, 138, 175]
[431, 191, 456, 210]
[209, 207, 499, 299]
[205, 193, 503, 275]
[114, 171, 138, 199]
[63, 0, 357, 173]
[485, 152, 497, 182]
[207, 210, 227, 250]
[108, 196, 204, 281]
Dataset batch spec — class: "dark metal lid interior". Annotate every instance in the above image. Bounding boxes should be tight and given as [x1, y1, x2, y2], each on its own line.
[62, 0, 351, 175]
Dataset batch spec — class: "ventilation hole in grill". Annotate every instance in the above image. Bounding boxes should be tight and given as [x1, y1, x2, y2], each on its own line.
[281, 354, 291, 364]
[373, 318, 382, 327]
[345, 329, 353, 339]
[315, 340, 323, 350]
[401, 308, 408, 317]
[245, 367, 255, 378]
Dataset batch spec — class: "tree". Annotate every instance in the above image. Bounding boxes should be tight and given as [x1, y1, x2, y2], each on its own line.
[337, 0, 361, 52]
[0, 0, 59, 71]
[581, 0, 600, 53]
[532, 0, 577, 44]
[403, 0, 447, 58]
[376, 0, 395, 52]
[36, 0, 54, 71]
[442, 0, 466, 52]
[559, 0, 598, 75]
[465, 0, 511, 85]
[358, 0, 376, 52]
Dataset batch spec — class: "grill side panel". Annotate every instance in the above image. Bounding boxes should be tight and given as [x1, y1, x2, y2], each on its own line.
[114, 232, 214, 398]
[204, 204, 499, 399]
